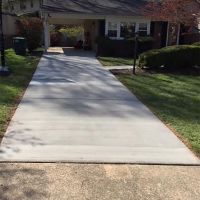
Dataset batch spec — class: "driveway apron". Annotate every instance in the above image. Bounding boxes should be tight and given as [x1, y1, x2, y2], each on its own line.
[0, 49, 199, 164]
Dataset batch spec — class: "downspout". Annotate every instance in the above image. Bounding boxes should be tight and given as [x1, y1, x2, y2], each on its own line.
[176, 23, 181, 45]
[166, 21, 169, 46]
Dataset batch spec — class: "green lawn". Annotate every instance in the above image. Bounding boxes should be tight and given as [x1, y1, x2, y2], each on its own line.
[117, 73, 200, 157]
[98, 56, 134, 66]
[0, 49, 41, 139]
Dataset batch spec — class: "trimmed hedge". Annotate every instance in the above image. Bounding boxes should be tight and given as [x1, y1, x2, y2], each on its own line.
[59, 27, 84, 47]
[193, 41, 200, 46]
[96, 36, 154, 57]
[139, 45, 200, 69]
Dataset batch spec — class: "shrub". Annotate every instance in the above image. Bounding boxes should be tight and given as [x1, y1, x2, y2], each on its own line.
[193, 41, 200, 46]
[139, 49, 164, 69]
[139, 45, 200, 69]
[16, 17, 43, 52]
[58, 27, 84, 46]
[50, 32, 62, 47]
[95, 36, 114, 56]
[96, 36, 154, 57]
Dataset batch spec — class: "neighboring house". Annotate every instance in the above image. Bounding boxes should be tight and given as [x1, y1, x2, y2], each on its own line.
[4, 0, 41, 15]
[3, 0, 200, 55]
[3, 13, 17, 38]
[2, 0, 41, 48]
[2, 0, 17, 48]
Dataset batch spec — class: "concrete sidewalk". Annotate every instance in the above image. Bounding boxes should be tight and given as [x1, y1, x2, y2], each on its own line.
[0, 48, 199, 164]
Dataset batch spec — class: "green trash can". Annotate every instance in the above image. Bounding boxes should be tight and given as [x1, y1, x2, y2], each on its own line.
[13, 37, 27, 56]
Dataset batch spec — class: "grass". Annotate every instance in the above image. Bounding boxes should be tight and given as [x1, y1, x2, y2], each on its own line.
[117, 73, 200, 157]
[0, 49, 42, 140]
[97, 56, 134, 66]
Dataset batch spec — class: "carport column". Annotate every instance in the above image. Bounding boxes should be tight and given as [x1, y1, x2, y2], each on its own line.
[43, 13, 50, 52]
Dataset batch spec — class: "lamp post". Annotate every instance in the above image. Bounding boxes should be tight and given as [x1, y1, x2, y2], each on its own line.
[0, 0, 10, 76]
[133, 32, 139, 75]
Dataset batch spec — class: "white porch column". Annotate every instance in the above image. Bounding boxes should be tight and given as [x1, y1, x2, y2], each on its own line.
[43, 14, 50, 52]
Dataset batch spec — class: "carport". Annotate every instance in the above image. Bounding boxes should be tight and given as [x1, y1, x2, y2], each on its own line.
[41, 0, 152, 52]
[43, 13, 101, 51]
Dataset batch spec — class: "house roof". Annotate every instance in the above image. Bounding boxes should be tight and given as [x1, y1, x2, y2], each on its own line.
[41, 0, 148, 16]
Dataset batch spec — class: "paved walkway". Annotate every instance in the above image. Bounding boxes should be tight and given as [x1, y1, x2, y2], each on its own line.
[0, 48, 199, 164]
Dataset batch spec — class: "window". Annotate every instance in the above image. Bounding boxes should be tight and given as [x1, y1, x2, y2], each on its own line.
[138, 23, 148, 36]
[120, 22, 136, 38]
[107, 22, 118, 38]
[30, 0, 34, 8]
[106, 20, 150, 39]
[10, 3, 14, 12]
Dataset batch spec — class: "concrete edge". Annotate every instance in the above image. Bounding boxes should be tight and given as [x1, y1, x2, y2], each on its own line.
[0, 160, 200, 166]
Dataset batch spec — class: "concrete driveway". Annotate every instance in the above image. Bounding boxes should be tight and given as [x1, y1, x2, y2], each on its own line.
[0, 163, 200, 200]
[0, 48, 199, 164]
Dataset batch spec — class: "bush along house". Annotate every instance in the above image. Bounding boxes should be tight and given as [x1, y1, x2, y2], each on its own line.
[4, 0, 200, 56]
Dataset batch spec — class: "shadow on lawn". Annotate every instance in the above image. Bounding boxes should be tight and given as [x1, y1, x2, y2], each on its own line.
[117, 73, 200, 123]
[117, 72, 200, 155]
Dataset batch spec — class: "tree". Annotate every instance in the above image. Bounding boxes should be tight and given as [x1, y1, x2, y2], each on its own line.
[143, 0, 200, 45]
[16, 17, 43, 52]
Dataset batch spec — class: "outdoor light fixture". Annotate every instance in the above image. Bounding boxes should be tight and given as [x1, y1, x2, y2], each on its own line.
[133, 32, 139, 75]
[0, 0, 11, 76]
